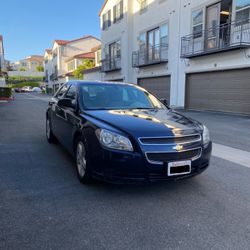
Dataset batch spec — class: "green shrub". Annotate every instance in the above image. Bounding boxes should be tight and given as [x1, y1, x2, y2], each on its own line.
[0, 87, 12, 98]
[7, 76, 44, 85]
[8, 82, 40, 89]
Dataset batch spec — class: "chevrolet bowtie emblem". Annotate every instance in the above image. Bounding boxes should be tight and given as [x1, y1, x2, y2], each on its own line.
[173, 145, 183, 151]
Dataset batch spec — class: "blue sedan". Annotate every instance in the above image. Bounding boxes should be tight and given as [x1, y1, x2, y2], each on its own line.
[46, 81, 212, 184]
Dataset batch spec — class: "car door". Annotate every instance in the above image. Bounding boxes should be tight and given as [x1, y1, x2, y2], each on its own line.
[50, 84, 69, 142]
[58, 84, 80, 153]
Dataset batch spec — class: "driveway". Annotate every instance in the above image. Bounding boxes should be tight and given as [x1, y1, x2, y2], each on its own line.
[0, 93, 250, 250]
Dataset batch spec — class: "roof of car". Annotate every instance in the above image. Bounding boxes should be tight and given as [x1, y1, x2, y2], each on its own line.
[68, 80, 131, 86]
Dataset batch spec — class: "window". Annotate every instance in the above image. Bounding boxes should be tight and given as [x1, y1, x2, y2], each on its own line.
[54, 65, 58, 77]
[65, 85, 77, 100]
[56, 85, 68, 99]
[114, 0, 123, 23]
[53, 51, 57, 58]
[80, 84, 166, 110]
[235, 0, 250, 23]
[138, 23, 168, 49]
[140, 0, 148, 13]
[67, 61, 75, 71]
[60, 46, 65, 55]
[192, 9, 203, 38]
[139, 33, 146, 50]
[160, 23, 168, 45]
[106, 41, 121, 59]
[96, 50, 101, 65]
[102, 10, 111, 30]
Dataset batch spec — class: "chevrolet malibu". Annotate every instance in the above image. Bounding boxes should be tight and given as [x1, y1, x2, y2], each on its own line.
[46, 81, 212, 184]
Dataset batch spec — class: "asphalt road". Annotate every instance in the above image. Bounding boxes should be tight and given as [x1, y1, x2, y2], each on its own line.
[1, 94, 250, 250]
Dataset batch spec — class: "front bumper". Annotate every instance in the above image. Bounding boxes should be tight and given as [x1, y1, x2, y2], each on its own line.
[90, 142, 212, 183]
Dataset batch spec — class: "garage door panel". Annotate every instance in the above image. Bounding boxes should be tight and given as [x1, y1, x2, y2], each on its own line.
[186, 69, 250, 115]
[138, 76, 171, 100]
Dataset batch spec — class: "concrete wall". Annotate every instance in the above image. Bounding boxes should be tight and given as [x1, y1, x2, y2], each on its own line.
[84, 69, 102, 81]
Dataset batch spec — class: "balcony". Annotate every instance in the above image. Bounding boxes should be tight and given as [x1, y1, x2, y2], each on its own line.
[181, 19, 250, 58]
[101, 56, 121, 72]
[132, 44, 168, 67]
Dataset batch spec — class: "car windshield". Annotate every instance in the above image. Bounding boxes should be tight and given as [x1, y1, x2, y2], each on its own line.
[79, 83, 167, 110]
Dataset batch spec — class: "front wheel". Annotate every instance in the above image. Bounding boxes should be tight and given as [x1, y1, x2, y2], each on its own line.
[46, 116, 57, 143]
[75, 139, 93, 184]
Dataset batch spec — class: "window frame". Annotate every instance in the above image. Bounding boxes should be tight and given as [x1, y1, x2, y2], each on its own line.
[67, 60, 75, 72]
[235, 0, 250, 24]
[191, 8, 204, 38]
[55, 84, 69, 99]
[140, 0, 148, 14]
[106, 40, 121, 59]
[64, 84, 77, 100]
[113, 0, 124, 23]
[138, 22, 169, 50]
[102, 10, 112, 30]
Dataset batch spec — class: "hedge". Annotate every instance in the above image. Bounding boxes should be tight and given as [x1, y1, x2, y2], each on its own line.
[8, 82, 40, 89]
[7, 76, 44, 85]
[0, 87, 12, 98]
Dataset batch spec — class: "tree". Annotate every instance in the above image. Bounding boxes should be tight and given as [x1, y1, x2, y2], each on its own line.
[36, 65, 44, 72]
[73, 59, 95, 80]
[19, 68, 26, 71]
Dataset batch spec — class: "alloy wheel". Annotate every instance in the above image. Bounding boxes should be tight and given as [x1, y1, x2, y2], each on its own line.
[46, 118, 51, 139]
[76, 141, 87, 178]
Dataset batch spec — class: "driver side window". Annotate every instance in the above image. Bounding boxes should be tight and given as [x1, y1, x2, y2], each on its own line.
[65, 85, 77, 100]
[56, 85, 68, 99]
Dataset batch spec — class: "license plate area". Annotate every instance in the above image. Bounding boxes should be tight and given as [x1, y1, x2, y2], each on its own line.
[168, 160, 191, 176]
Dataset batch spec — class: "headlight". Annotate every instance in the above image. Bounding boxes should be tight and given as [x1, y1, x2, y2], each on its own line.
[202, 125, 210, 145]
[96, 129, 133, 152]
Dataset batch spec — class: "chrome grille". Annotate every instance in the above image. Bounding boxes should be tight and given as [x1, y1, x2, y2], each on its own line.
[139, 134, 201, 145]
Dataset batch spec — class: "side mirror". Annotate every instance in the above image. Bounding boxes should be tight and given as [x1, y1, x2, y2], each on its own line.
[57, 98, 76, 109]
[160, 98, 168, 106]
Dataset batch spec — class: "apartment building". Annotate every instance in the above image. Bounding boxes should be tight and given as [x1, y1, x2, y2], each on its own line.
[44, 36, 101, 92]
[12, 55, 44, 72]
[0, 35, 6, 86]
[0, 35, 5, 74]
[100, 0, 250, 115]
[83, 45, 103, 80]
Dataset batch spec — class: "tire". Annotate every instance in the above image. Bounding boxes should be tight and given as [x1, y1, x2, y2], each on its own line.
[75, 137, 93, 184]
[46, 116, 57, 143]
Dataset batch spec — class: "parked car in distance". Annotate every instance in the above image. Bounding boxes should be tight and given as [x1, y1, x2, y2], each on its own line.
[14, 88, 24, 93]
[22, 86, 33, 92]
[32, 87, 42, 93]
[46, 81, 212, 184]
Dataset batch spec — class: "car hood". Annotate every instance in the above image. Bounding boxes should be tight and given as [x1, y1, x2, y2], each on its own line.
[83, 109, 202, 137]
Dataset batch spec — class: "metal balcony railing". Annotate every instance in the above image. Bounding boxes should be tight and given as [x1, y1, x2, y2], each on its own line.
[132, 44, 168, 67]
[101, 56, 121, 72]
[181, 19, 250, 58]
